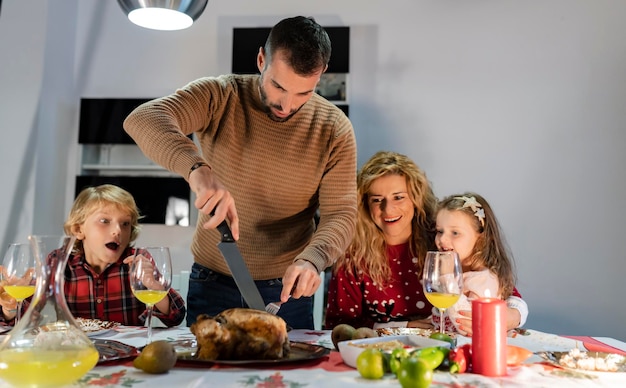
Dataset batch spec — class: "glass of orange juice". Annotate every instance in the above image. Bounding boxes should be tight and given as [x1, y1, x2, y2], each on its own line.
[0, 235, 99, 387]
[1, 243, 36, 323]
[130, 246, 172, 344]
[422, 251, 463, 334]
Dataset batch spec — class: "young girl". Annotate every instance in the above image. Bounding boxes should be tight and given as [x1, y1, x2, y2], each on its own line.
[434, 192, 527, 334]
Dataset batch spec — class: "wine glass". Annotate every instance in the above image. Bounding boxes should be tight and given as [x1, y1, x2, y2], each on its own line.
[422, 251, 463, 334]
[1, 243, 37, 323]
[130, 246, 172, 344]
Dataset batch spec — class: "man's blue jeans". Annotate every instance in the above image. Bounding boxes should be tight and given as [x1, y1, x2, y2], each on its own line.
[186, 262, 314, 329]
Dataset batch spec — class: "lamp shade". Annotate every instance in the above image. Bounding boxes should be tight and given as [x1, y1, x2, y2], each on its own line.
[117, 0, 208, 31]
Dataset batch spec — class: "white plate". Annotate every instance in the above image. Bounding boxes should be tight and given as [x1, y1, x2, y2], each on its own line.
[337, 334, 451, 368]
[538, 350, 626, 374]
[86, 328, 114, 338]
[75, 318, 120, 335]
[376, 327, 437, 337]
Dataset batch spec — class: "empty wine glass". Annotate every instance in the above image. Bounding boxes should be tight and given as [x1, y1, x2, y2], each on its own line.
[130, 246, 172, 344]
[422, 251, 463, 334]
[1, 243, 36, 323]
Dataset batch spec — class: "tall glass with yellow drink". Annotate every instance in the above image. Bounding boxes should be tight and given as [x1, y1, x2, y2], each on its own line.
[0, 235, 98, 387]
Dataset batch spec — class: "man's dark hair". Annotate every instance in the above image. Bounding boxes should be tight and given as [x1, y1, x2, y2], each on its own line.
[264, 16, 332, 76]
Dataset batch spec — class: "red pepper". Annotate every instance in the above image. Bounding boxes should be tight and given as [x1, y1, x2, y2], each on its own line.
[449, 344, 472, 374]
[448, 350, 466, 373]
[460, 343, 472, 371]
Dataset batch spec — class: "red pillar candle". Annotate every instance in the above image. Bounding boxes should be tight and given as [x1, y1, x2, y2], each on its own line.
[472, 298, 507, 376]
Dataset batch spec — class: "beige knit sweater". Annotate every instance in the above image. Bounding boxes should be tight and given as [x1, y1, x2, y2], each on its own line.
[124, 74, 357, 279]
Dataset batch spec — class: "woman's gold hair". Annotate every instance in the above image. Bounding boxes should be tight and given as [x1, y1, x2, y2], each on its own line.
[335, 151, 437, 286]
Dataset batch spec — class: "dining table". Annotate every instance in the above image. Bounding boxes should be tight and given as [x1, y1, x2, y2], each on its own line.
[1, 325, 625, 387]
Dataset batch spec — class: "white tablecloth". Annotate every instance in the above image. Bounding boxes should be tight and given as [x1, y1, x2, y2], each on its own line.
[2, 327, 626, 387]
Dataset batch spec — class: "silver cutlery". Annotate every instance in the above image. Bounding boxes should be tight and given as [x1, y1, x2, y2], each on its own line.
[265, 301, 284, 315]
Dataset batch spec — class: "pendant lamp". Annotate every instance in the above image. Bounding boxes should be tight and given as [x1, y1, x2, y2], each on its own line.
[117, 0, 208, 31]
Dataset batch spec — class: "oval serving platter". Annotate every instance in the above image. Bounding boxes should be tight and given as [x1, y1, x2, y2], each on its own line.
[175, 340, 330, 366]
[538, 350, 626, 373]
[93, 339, 140, 364]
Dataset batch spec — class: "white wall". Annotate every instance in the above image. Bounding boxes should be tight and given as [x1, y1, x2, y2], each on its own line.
[1, 0, 625, 341]
[0, 1, 48, 246]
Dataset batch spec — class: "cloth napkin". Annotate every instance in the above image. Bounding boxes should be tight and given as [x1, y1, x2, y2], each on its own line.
[563, 335, 626, 355]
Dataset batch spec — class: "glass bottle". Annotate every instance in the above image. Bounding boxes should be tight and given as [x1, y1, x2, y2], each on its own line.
[0, 235, 99, 387]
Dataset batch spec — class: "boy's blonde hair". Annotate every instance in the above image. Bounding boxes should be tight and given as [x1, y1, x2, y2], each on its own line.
[64, 184, 142, 254]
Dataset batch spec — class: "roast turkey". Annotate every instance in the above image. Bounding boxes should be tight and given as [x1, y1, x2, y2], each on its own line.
[190, 308, 290, 360]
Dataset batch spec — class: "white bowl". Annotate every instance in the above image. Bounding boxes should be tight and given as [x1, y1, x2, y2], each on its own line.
[337, 334, 451, 368]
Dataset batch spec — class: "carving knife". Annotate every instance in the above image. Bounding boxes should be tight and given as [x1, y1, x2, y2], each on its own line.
[215, 219, 266, 311]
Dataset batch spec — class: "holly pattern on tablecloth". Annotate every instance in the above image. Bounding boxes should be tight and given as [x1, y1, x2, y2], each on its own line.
[78, 369, 143, 387]
[240, 371, 306, 387]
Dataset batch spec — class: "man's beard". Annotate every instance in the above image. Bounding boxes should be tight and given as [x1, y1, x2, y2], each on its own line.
[258, 81, 301, 123]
